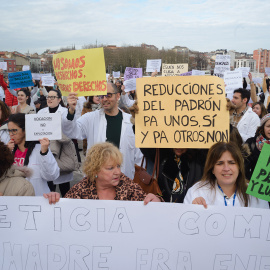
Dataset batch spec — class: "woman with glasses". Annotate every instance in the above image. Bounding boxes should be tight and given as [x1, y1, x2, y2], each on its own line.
[38, 89, 79, 197]
[6, 113, 60, 196]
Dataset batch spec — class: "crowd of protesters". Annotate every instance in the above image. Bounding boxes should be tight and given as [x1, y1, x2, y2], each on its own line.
[0, 67, 269, 209]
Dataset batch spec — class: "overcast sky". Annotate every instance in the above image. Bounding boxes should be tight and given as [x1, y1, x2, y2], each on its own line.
[1, 0, 269, 55]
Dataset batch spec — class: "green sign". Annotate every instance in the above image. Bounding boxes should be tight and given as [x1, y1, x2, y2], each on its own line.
[246, 143, 270, 202]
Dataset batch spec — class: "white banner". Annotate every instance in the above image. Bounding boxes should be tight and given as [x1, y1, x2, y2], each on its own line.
[146, 59, 162, 72]
[25, 113, 62, 141]
[0, 62, 7, 70]
[1, 197, 269, 270]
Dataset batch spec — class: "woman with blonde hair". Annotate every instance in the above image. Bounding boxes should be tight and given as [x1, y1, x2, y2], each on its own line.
[44, 142, 161, 204]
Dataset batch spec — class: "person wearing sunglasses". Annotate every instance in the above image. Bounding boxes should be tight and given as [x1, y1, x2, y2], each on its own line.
[62, 83, 143, 180]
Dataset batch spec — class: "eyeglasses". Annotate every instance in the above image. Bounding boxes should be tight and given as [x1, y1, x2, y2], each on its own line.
[8, 129, 18, 135]
[98, 93, 117, 99]
[46, 96, 58, 100]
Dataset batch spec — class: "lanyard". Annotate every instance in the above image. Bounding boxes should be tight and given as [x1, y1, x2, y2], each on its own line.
[217, 184, 237, 206]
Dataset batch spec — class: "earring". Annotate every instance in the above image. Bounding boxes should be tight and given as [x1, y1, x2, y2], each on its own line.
[95, 175, 98, 178]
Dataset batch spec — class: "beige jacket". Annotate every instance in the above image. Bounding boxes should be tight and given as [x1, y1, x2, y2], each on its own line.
[0, 165, 35, 196]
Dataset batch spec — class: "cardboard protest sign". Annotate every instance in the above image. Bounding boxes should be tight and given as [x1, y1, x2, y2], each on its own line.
[162, 64, 188, 76]
[22, 65, 30, 71]
[124, 67, 142, 81]
[25, 113, 62, 141]
[53, 48, 107, 96]
[192, 69, 205, 76]
[8, 70, 34, 90]
[123, 78, 136, 92]
[146, 59, 162, 72]
[113, 71, 120, 78]
[0, 62, 7, 70]
[179, 71, 192, 76]
[246, 144, 270, 202]
[135, 76, 229, 148]
[41, 75, 55, 86]
[1, 197, 269, 270]
[224, 70, 243, 100]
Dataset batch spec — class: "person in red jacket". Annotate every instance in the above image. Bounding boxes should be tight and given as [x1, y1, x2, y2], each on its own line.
[0, 69, 18, 107]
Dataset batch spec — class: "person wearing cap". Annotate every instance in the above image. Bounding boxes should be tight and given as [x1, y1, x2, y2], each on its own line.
[62, 83, 143, 180]
[244, 113, 270, 180]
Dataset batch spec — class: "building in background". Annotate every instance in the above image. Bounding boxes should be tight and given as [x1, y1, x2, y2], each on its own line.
[253, 49, 270, 73]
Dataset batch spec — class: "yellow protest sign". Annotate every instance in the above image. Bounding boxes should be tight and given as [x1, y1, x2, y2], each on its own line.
[162, 63, 188, 76]
[53, 48, 107, 96]
[135, 76, 229, 148]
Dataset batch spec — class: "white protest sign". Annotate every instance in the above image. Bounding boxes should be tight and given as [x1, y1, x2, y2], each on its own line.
[41, 73, 52, 77]
[106, 73, 110, 81]
[42, 75, 55, 86]
[214, 55, 230, 79]
[113, 71, 120, 78]
[22, 65, 30, 71]
[236, 67, 250, 78]
[31, 73, 42, 80]
[253, 77, 263, 85]
[1, 197, 270, 270]
[162, 63, 188, 76]
[265, 67, 270, 76]
[192, 69, 205, 76]
[146, 59, 162, 72]
[25, 113, 62, 141]
[224, 70, 243, 100]
[123, 78, 136, 92]
[0, 62, 7, 70]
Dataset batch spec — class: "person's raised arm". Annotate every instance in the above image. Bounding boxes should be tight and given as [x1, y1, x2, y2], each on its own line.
[262, 73, 268, 94]
[67, 92, 78, 115]
[248, 72, 257, 102]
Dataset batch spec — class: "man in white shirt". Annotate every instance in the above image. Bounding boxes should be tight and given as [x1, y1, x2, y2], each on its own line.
[231, 88, 260, 142]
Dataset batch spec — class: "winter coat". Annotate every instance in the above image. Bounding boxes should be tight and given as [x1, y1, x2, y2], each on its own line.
[0, 165, 35, 196]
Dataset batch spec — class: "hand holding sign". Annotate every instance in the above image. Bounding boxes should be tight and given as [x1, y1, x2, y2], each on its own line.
[67, 92, 78, 114]
[39, 137, 50, 154]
